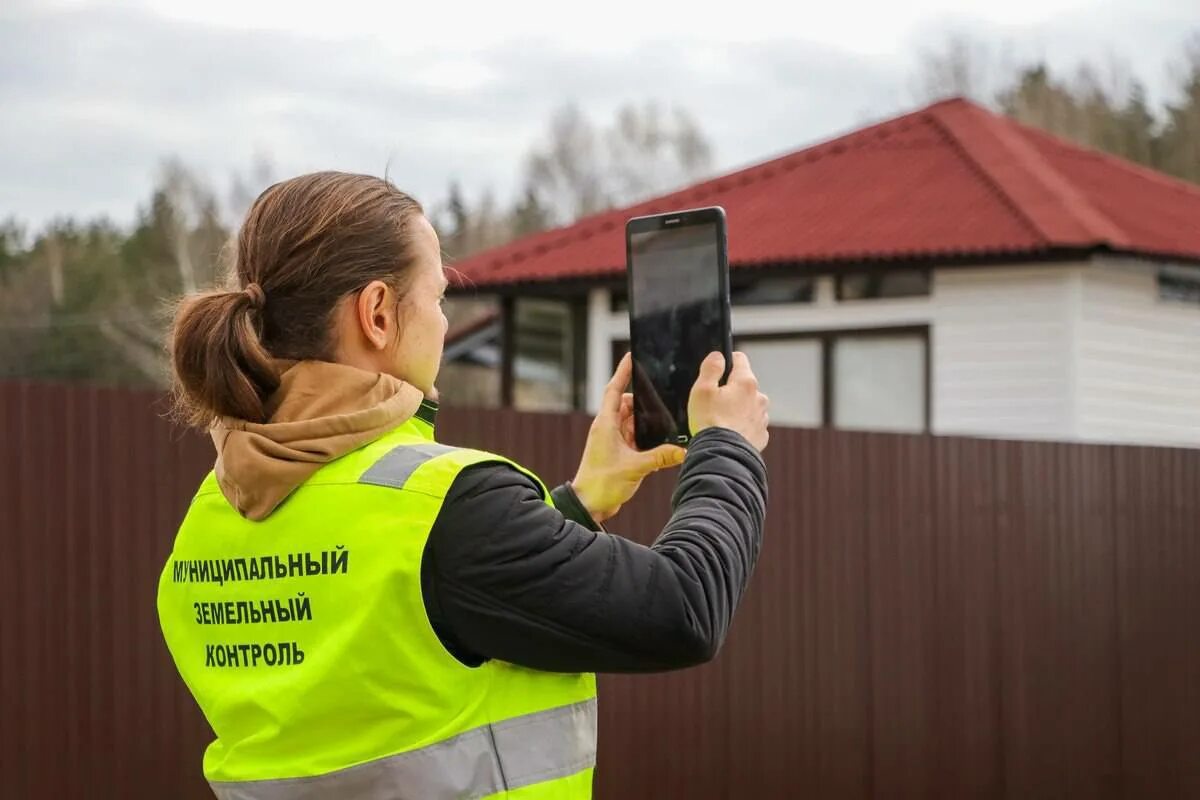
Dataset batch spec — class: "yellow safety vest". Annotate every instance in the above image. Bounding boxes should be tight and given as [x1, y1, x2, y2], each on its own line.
[157, 414, 597, 799]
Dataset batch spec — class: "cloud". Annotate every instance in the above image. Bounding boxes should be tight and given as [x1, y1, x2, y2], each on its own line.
[0, 5, 512, 222]
[0, 4, 915, 229]
[1, 1, 1195, 232]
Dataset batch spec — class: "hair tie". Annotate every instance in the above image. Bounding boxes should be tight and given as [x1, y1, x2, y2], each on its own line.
[243, 282, 266, 309]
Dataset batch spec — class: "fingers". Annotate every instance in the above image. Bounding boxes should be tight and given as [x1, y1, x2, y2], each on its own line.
[695, 351, 726, 388]
[601, 353, 633, 413]
[642, 444, 686, 471]
[695, 351, 758, 394]
[620, 396, 636, 448]
[758, 391, 771, 451]
[621, 416, 637, 449]
[728, 351, 757, 386]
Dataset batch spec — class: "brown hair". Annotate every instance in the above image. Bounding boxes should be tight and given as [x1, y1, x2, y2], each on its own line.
[170, 171, 424, 427]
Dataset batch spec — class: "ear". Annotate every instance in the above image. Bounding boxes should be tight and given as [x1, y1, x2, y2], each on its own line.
[354, 280, 396, 351]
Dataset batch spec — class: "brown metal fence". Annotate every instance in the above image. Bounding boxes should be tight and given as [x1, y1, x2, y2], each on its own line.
[2, 381, 1198, 798]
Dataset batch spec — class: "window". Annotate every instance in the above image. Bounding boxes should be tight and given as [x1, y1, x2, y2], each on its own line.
[837, 269, 930, 301]
[831, 333, 926, 432]
[612, 276, 816, 312]
[514, 299, 575, 411]
[1158, 265, 1200, 306]
[617, 326, 930, 433]
[739, 328, 928, 432]
[730, 277, 816, 306]
[737, 338, 822, 426]
[612, 338, 825, 428]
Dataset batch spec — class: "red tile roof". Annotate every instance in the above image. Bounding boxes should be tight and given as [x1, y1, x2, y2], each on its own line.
[450, 98, 1200, 289]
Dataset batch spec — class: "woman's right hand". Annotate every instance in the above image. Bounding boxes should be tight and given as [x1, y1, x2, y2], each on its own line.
[688, 351, 770, 451]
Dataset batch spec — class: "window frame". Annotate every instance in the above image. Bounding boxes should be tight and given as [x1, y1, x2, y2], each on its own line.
[613, 324, 932, 432]
[506, 296, 589, 411]
[609, 274, 819, 312]
[835, 268, 932, 302]
[1157, 265, 1200, 307]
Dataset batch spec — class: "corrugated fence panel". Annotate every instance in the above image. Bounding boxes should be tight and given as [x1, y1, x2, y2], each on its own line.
[1, 383, 217, 799]
[2, 382, 1198, 799]
[931, 435, 1004, 795]
[864, 432, 938, 800]
[994, 441, 1123, 798]
[1113, 446, 1200, 797]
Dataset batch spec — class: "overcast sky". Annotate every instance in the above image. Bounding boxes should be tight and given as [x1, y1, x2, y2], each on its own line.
[2, 0, 1196, 231]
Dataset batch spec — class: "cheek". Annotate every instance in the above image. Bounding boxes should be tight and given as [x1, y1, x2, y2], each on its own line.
[425, 306, 447, 359]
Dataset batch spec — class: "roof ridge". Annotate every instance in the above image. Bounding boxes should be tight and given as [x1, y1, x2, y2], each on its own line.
[924, 101, 1049, 245]
[929, 99, 1130, 248]
[1017, 122, 1200, 202]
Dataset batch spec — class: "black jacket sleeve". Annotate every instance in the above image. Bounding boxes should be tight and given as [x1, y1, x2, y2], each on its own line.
[419, 427, 767, 673]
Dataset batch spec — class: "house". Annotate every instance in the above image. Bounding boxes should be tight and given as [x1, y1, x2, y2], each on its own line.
[446, 98, 1200, 447]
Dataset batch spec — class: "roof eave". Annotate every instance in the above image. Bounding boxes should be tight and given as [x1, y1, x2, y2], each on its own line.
[448, 244, 1128, 296]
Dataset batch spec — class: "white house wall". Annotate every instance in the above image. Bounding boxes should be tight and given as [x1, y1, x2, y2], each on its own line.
[586, 264, 1111, 443]
[932, 266, 1077, 439]
[1075, 259, 1200, 446]
[586, 288, 612, 412]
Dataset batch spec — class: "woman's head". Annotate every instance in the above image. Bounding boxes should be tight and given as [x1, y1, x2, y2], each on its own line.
[170, 171, 448, 428]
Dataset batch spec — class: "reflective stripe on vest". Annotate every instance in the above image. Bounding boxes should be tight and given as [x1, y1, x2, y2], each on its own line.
[209, 698, 597, 800]
[359, 442, 458, 488]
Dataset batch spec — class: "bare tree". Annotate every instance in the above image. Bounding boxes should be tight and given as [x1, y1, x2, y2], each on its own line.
[78, 161, 230, 386]
[158, 158, 223, 294]
[525, 104, 611, 225]
[467, 189, 510, 254]
[912, 33, 993, 104]
[97, 315, 168, 385]
[605, 102, 714, 206]
[521, 101, 716, 227]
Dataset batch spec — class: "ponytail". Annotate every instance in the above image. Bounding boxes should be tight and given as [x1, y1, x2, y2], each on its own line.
[170, 287, 280, 427]
[166, 172, 425, 429]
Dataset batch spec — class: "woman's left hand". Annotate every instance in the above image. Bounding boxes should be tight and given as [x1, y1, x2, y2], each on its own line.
[570, 354, 686, 523]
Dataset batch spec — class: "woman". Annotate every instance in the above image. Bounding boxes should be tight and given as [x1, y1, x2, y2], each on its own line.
[158, 171, 769, 800]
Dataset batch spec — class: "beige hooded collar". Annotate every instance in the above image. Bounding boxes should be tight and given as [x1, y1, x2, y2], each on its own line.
[211, 360, 425, 521]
